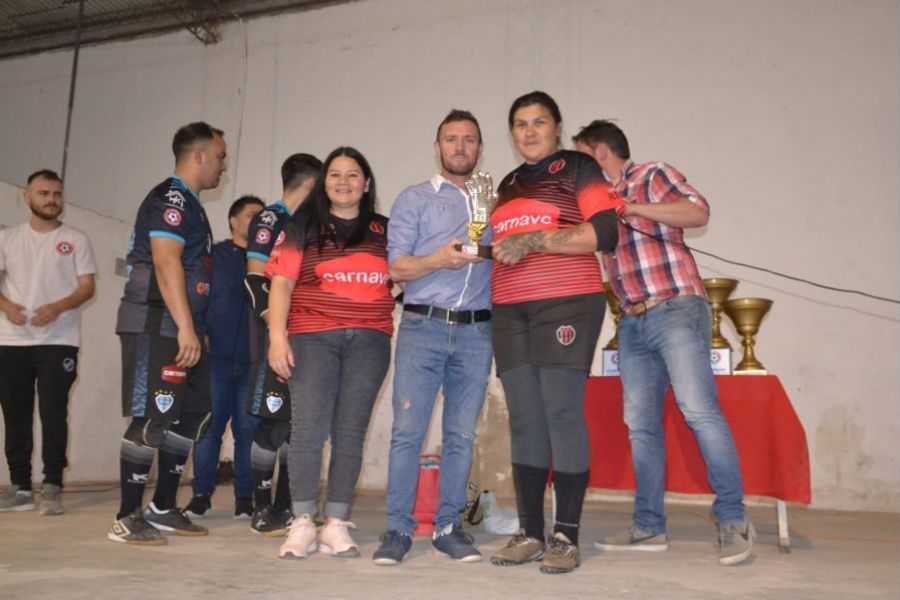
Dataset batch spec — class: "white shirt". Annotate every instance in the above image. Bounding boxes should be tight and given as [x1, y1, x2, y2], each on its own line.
[0, 222, 97, 346]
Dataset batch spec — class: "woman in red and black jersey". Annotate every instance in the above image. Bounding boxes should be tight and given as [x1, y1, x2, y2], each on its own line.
[265, 147, 393, 560]
[488, 91, 623, 574]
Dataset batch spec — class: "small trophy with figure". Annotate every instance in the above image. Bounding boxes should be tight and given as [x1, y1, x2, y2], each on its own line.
[455, 171, 497, 259]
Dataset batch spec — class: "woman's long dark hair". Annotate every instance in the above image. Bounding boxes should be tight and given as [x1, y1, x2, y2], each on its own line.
[293, 146, 377, 250]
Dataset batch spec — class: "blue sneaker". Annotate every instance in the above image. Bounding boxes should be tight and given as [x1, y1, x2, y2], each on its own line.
[432, 524, 482, 562]
[373, 530, 412, 566]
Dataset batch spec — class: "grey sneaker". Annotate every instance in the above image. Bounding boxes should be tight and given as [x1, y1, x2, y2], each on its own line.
[108, 508, 167, 545]
[718, 520, 755, 566]
[0, 486, 35, 512]
[490, 532, 546, 566]
[540, 532, 581, 574]
[39, 484, 64, 516]
[594, 527, 669, 552]
[144, 502, 209, 536]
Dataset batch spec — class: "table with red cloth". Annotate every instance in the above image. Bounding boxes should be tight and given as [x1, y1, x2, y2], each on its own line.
[584, 374, 810, 551]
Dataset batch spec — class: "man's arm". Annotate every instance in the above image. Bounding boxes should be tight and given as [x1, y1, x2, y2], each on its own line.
[389, 239, 482, 282]
[31, 274, 95, 326]
[0, 270, 27, 326]
[623, 199, 708, 228]
[151, 237, 201, 368]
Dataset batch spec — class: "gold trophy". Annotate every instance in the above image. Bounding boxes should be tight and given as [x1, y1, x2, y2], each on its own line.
[723, 298, 773, 373]
[602, 282, 623, 350]
[702, 278, 739, 350]
[455, 171, 497, 259]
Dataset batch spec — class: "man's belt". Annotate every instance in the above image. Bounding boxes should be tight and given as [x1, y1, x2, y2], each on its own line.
[404, 304, 491, 324]
[625, 298, 664, 316]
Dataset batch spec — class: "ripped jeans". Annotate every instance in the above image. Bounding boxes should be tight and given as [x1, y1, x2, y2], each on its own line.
[384, 311, 493, 534]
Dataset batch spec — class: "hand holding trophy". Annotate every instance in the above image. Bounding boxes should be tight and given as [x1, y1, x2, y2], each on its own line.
[454, 171, 497, 259]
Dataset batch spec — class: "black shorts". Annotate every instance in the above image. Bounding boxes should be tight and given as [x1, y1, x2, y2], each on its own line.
[120, 333, 210, 420]
[246, 358, 291, 420]
[492, 292, 606, 375]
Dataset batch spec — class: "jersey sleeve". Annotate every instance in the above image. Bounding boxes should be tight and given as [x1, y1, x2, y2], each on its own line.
[574, 155, 619, 221]
[265, 221, 304, 281]
[247, 209, 279, 263]
[73, 230, 98, 276]
[147, 190, 191, 244]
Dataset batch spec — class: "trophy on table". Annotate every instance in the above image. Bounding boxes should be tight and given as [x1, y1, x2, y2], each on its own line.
[723, 298, 773, 373]
[703, 277, 739, 374]
[454, 171, 497, 259]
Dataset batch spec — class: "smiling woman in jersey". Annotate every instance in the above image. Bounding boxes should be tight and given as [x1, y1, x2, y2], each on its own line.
[265, 146, 393, 560]
[487, 91, 623, 575]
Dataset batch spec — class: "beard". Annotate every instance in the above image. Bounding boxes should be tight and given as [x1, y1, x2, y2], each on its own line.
[30, 203, 62, 221]
[441, 153, 477, 177]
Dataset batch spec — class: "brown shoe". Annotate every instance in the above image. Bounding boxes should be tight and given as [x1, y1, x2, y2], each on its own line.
[540, 532, 581, 574]
[490, 532, 545, 566]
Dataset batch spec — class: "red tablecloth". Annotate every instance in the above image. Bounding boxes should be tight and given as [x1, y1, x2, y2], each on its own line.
[585, 375, 811, 504]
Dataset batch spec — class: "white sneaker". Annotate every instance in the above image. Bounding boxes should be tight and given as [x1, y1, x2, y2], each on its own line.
[278, 514, 317, 559]
[319, 519, 360, 557]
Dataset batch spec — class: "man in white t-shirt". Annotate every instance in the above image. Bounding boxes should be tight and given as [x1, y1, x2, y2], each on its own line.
[0, 169, 96, 516]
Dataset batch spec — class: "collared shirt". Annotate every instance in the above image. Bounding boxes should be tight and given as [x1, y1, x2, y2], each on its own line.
[601, 160, 709, 311]
[387, 174, 492, 311]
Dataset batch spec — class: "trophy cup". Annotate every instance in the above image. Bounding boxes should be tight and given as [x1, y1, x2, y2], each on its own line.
[601, 283, 623, 376]
[723, 298, 773, 373]
[703, 277, 739, 374]
[455, 171, 497, 259]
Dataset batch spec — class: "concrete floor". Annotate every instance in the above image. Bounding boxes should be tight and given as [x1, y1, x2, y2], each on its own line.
[1, 485, 898, 600]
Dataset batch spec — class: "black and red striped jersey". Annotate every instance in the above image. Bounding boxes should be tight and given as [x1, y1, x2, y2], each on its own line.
[265, 214, 394, 335]
[490, 150, 617, 304]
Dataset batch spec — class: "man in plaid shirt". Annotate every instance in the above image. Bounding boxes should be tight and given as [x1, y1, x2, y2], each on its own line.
[574, 120, 754, 566]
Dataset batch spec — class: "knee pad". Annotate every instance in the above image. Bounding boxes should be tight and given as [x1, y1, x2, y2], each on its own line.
[171, 411, 211, 442]
[255, 418, 290, 452]
[124, 418, 171, 448]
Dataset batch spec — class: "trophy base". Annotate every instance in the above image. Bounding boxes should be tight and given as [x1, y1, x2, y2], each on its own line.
[602, 349, 620, 376]
[454, 243, 493, 259]
[603, 349, 731, 376]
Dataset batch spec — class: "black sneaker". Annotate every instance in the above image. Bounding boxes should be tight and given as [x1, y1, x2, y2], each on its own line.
[145, 502, 209, 536]
[234, 497, 253, 520]
[432, 524, 482, 562]
[185, 495, 211, 518]
[373, 530, 412, 566]
[108, 508, 167, 545]
[251, 505, 292, 537]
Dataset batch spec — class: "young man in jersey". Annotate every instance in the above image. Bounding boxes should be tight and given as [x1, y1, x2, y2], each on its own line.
[573, 120, 754, 566]
[184, 195, 264, 520]
[242, 153, 321, 535]
[0, 169, 96, 515]
[373, 110, 493, 565]
[108, 122, 226, 545]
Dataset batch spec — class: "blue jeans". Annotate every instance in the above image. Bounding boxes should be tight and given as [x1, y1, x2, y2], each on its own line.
[192, 358, 259, 498]
[385, 312, 493, 534]
[617, 295, 746, 533]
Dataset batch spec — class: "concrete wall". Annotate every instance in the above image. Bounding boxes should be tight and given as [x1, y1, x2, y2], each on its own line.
[0, 0, 897, 511]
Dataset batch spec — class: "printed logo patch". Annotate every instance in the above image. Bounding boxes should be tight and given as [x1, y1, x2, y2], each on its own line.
[549, 158, 566, 174]
[161, 364, 187, 384]
[266, 394, 283, 413]
[255, 228, 271, 245]
[129, 473, 149, 484]
[369, 221, 385, 234]
[62, 357, 75, 373]
[154, 392, 175, 413]
[316, 253, 391, 303]
[164, 208, 182, 226]
[490, 198, 561, 240]
[556, 325, 576, 346]
[56, 241, 74, 256]
[165, 190, 186, 209]
[195, 281, 210, 296]
[259, 210, 277, 227]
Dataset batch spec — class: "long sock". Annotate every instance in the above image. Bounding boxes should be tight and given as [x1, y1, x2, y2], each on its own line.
[512, 463, 549, 541]
[118, 439, 155, 519]
[151, 431, 193, 511]
[272, 444, 291, 513]
[551, 470, 590, 545]
[250, 441, 276, 508]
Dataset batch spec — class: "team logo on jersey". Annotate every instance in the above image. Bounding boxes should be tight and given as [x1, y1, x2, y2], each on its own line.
[161, 364, 187, 384]
[56, 241, 74, 256]
[275, 231, 286, 246]
[164, 208, 182, 227]
[255, 228, 271, 245]
[316, 253, 390, 302]
[154, 392, 175, 413]
[195, 282, 210, 296]
[490, 198, 561, 240]
[548, 158, 566, 174]
[165, 190, 186, 209]
[62, 357, 75, 373]
[556, 325, 576, 346]
[266, 394, 284, 413]
[369, 221, 385, 234]
[259, 210, 277, 227]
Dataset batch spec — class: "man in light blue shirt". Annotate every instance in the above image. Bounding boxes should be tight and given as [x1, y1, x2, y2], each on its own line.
[373, 110, 493, 565]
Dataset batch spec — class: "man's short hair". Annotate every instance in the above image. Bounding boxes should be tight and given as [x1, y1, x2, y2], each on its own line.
[281, 153, 323, 192]
[436, 109, 482, 143]
[227, 195, 265, 232]
[27, 169, 62, 185]
[572, 120, 631, 160]
[172, 122, 224, 161]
